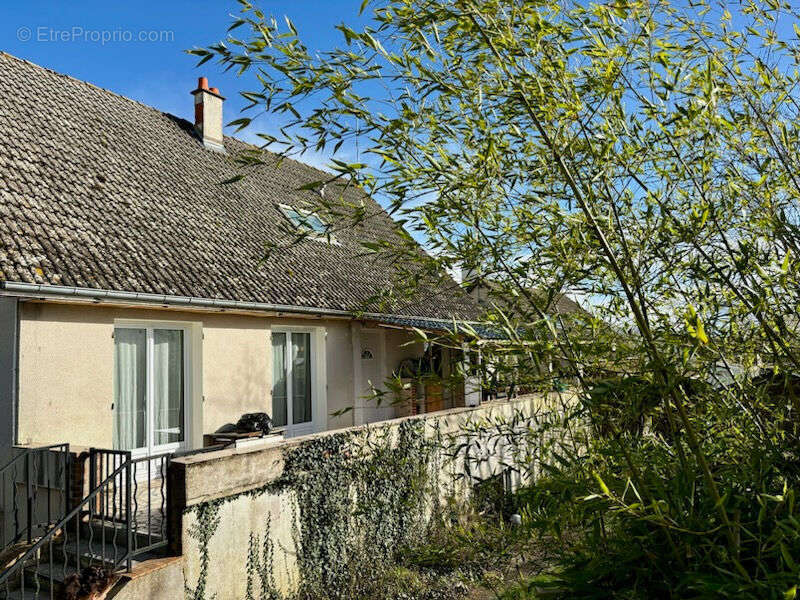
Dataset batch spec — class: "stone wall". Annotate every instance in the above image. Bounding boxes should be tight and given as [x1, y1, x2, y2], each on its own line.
[168, 394, 569, 600]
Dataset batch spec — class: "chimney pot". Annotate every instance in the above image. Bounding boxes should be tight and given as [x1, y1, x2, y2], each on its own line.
[210, 87, 219, 95]
[198, 76, 209, 90]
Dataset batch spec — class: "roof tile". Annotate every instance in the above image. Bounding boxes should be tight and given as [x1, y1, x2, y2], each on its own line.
[0, 53, 480, 320]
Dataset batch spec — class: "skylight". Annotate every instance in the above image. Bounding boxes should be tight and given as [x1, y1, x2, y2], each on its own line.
[279, 205, 329, 236]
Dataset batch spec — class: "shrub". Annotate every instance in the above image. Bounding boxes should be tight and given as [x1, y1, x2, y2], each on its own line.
[401, 513, 520, 579]
[356, 567, 469, 600]
[200, 0, 800, 596]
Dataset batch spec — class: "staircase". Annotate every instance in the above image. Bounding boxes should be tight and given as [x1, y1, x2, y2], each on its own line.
[0, 449, 171, 599]
[1, 523, 169, 599]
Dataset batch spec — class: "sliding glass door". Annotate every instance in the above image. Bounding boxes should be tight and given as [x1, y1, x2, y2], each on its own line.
[272, 331, 314, 437]
[114, 325, 187, 455]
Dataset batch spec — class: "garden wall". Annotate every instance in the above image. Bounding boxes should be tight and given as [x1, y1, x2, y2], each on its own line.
[169, 393, 570, 600]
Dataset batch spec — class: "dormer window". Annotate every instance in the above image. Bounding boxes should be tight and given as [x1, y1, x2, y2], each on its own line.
[279, 204, 329, 236]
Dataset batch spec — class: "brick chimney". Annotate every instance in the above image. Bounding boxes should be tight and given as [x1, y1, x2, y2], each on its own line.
[191, 77, 225, 152]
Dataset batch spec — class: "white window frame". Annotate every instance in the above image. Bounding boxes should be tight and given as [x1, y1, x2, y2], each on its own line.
[113, 321, 193, 457]
[271, 325, 326, 437]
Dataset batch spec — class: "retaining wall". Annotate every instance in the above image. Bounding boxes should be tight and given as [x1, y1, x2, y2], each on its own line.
[166, 394, 568, 599]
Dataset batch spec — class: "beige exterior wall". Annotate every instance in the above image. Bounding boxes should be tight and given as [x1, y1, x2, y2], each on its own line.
[16, 301, 390, 449]
[353, 326, 425, 425]
[383, 328, 425, 418]
[384, 328, 424, 378]
[196, 314, 270, 435]
[322, 320, 356, 430]
[18, 302, 116, 448]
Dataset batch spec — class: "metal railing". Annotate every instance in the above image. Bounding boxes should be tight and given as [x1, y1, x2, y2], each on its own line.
[0, 444, 70, 553]
[0, 448, 171, 598]
[89, 449, 170, 569]
[0, 458, 127, 598]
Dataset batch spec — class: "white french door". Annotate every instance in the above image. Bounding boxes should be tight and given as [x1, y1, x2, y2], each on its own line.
[113, 325, 188, 456]
[272, 330, 315, 437]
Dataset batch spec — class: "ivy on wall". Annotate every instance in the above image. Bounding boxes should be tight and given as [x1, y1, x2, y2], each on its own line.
[184, 418, 448, 600]
[185, 501, 222, 600]
[288, 419, 442, 597]
[246, 515, 282, 600]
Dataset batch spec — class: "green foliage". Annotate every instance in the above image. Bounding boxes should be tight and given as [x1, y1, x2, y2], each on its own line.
[584, 376, 710, 439]
[402, 513, 518, 579]
[400, 483, 566, 598]
[348, 566, 469, 600]
[195, 0, 800, 597]
[245, 516, 281, 600]
[285, 419, 441, 598]
[503, 412, 800, 598]
[184, 419, 451, 600]
[185, 502, 222, 600]
[498, 574, 562, 600]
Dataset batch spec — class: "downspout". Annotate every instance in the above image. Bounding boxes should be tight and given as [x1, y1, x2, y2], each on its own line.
[13, 303, 19, 445]
[0, 296, 20, 448]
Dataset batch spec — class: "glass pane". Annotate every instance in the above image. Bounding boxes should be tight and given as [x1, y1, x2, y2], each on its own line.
[113, 328, 147, 450]
[292, 333, 312, 424]
[153, 329, 185, 446]
[282, 206, 327, 234]
[282, 207, 303, 229]
[305, 214, 327, 234]
[272, 333, 287, 427]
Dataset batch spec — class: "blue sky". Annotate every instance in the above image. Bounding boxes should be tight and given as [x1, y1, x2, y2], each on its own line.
[0, 0, 366, 170]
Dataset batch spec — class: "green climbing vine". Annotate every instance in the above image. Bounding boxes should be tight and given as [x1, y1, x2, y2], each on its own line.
[246, 515, 281, 600]
[287, 419, 442, 598]
[184, 501, 222, 600]
[184, 418, 449, 600]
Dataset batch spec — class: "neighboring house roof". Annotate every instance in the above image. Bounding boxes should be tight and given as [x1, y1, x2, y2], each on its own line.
[368, 315, 508, 340]
[467, 279, 585, 318]
[539, 292, 584, 316]
[0, 52, 480, 320]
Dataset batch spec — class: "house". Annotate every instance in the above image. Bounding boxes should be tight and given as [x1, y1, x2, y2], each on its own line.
[465, 274, 585, 319]
[463, 275, 588, 397]
[0, 52, 484, 457]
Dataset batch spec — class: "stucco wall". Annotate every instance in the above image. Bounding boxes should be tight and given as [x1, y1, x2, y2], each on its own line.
[173, 394, 562, 599]
[382, 328, 424, 418]
[15, 301, 417, 448]
[18, 302, 116, 448]
[318, 319, 354, 430]
[201, 316, 271, 435]
[355, 327, 425, 424]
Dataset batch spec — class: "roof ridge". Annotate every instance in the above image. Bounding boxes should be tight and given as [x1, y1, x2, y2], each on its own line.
[0, 51, 337, 181]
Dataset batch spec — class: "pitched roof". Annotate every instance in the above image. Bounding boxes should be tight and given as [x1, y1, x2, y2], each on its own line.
[541, 292, 584, 316]
[366, 314, 508, 340]
[467, 279, 585, 318]
[0, 53, 480, 320]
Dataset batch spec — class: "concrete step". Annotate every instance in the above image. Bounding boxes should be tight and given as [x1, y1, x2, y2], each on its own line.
[21, 560, 76, 596]
[51, 539, 124, 569]
[83, 519, 166, 552]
